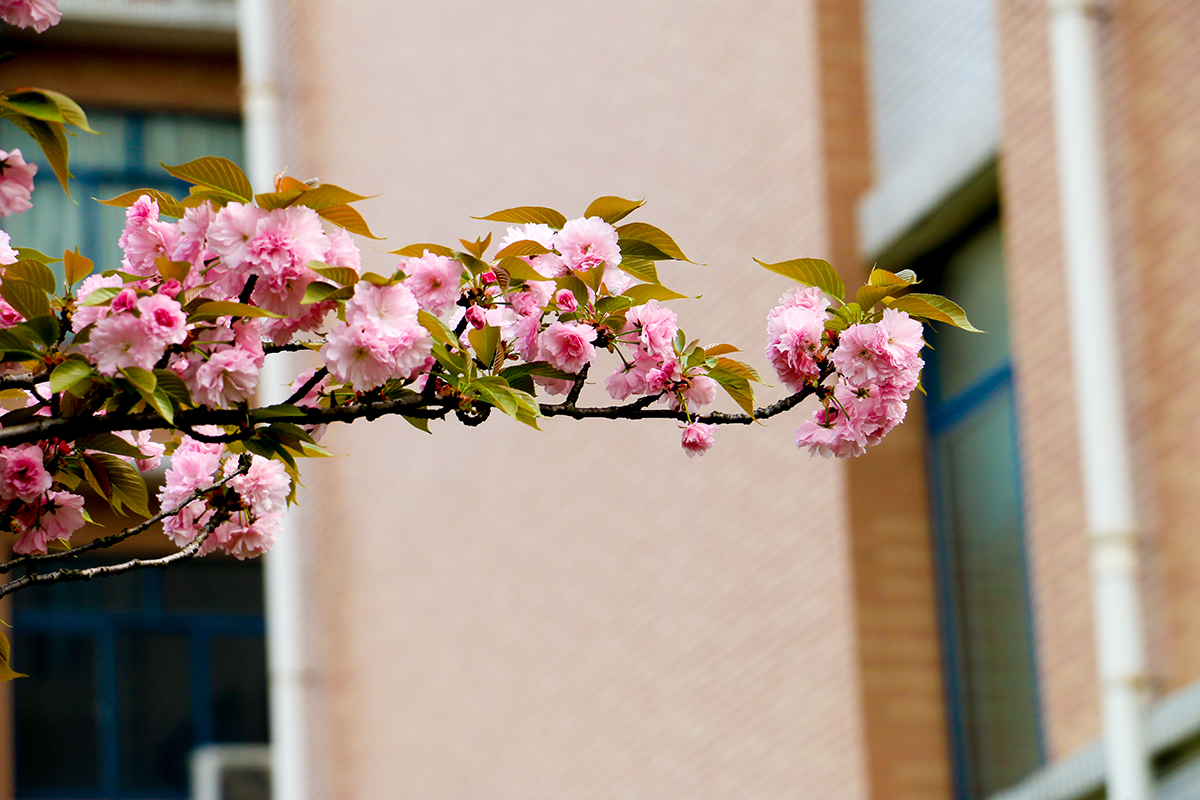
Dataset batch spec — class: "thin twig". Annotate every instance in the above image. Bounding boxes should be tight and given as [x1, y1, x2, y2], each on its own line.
[0, 517, 220, 600]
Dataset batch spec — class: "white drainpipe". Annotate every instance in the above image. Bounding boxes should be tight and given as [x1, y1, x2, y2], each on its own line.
[1048, 2, 1150, 800]
[236, 2, 308, 800]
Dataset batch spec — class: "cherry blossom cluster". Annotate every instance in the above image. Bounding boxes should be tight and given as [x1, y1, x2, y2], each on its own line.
[766, 286, 925, 458]
[158, 433, 290, 560]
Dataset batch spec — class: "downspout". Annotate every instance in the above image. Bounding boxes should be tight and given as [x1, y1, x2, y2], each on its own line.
[1047, 2, 1150, 800]
[236, 3, 308, 800]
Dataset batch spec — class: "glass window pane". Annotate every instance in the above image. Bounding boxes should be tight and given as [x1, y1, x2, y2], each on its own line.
[13, 562, 142, 612]
[935, 386, 1040, 797]
[162, 561, 264, 615]
[931, 220, 1012, 402]
[14, 632, 100, 794]
[211, 635, 269, 743]
[117, 632, 192, 795]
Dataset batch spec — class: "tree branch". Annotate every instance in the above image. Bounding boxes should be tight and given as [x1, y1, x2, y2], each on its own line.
[0, 516, 220, 600]
[0, 461, 251, 576]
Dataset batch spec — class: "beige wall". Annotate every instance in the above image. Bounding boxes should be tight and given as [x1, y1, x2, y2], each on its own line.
[282, 1, 872, 798]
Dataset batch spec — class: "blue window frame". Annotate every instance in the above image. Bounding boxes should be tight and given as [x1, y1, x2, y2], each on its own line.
[13, 560, 268, 799]
[0, 109, 242, 274]
[922, 213, 1044, 799]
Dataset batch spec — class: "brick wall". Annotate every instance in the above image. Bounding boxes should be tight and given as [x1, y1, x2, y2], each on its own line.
[284, 1, 873, 798]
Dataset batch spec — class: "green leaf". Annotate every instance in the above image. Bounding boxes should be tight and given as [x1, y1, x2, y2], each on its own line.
[456, 251, 489, 277]
[149, 387, 176, 425]
[617, 256, 660, 285]
[417, 310, 457, 347]
[153, 369, 192, 406]
[468, 325, 500, 369]
[616, 222, 693, 263]
[868, 268, 918, 288]
[79, 286, 122, 307]
[0, 328, 39, 358]
[390, 243, 456, 258]
[318, 204, 382, 239]
[16, 247, 62, 264]
[80, 452, 112, 500]
[189, 301, 286, 321]
[1, 279, 51, 320]
[120, 365, 157, 397]
[856, 283, 906, 311]
[473, 206, 567, 229]
[251, 404, 307, 422]
[576, 264, 605, 294]
[498, 361, 574, 384]
[0, 630, 25, 681]
[88, 452, 150, 517]
[884, 293, 982, 332]
[594, 295, 633, 315]
[494, 240, 551, 259]
[301, 281, 353, 305]
[430, 342, 467, 375]
[63, 248, 93, 286]
[1, 90, 61, 122]
[584, 196, 644, 225]
[294, 183, 372, 211]
[7, 115, 71, 194]
[15, 315, 59, 349]
[714, 356, 762, 383]
[495, 255, 545, 282]
[472, 376, 519, 418]
[6, 259, 56, 293]
[402, 415, 431, 433]
[708, 368, 756, 417]
[39, 88, 97, 133]
[309, 263, 360, 287]
[50, 357, 95, 393]
[621, 284, 687, 305]
[77, 433, 150, 459]
[754, 257, 846, 301]
[98, 188, 186, 219]
[161, 156, 253, 202]
[254, 187, 307, 210]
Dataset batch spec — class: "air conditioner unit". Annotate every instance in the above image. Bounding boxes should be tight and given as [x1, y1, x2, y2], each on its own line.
[190, 743, 271, 800]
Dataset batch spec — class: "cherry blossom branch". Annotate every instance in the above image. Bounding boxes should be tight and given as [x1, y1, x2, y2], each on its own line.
[0, 515, 220, 600]
[0, 461, 251, 576]
[539, 383, 819, 423]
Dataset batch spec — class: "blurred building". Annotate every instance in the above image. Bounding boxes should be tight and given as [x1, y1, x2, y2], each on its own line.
[4, 1, 1200, 800]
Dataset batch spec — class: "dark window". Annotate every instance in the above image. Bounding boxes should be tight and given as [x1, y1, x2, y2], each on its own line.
[13, 560, 268, 799]
[922, 211, 1043, 799]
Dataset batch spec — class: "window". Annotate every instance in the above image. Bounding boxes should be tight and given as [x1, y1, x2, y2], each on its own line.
[922, 210, 1043, 799]
[1, 109, 264, 799]
[13, 560, 268, 798]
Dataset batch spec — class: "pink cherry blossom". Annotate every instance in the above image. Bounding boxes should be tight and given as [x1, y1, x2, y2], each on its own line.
[680, 423, 717, 458]
[213, 514, 281, 560]
[625, 300, 678, 360]
[247, 205, 330, 279]
[231, 456, 290, 519]
[0, 230, 17, 266]
[207, 202, 266, 270]
[0, 0, 60, 33]
[539, 321, 597, 374]
[119, 196, 182, 277]
[345, 281, 422, 338]
[14, 491, 85, 554]
[72, 274, 124, 332]
[766, 303, 827, 391]
[324, 228, 363, 273]
[192, 348, 260, 408]
[403, 252, 463, 316]
[553, 216, 621, 273]
[85, 312, 163, 375]
[554, 288, 578, 312]
[321, 322, 399, 391]
[0, 444, 51, 502]
[115, 430, 166, 472]
[0, 149, 36, 217]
